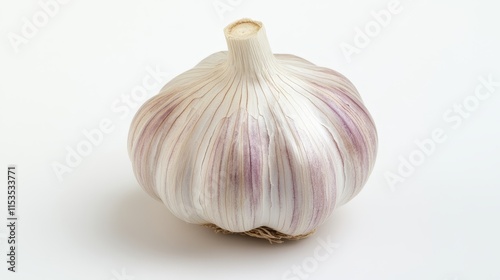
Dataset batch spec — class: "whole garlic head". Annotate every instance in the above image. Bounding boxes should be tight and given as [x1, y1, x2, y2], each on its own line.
[128, 19, 377, 240]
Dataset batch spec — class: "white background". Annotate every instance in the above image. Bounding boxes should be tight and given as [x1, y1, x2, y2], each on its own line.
[1, 0, 500, 279]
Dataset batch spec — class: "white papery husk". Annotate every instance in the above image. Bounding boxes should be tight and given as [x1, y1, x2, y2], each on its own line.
[128, 19, 378, 241]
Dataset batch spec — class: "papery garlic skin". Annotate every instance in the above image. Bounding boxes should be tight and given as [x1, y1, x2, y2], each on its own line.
[128, 19, 377, 236]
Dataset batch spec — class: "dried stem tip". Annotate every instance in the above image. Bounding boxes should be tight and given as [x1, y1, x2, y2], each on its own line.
[225, 19, 261, 39]
[224, 18, 277, 72]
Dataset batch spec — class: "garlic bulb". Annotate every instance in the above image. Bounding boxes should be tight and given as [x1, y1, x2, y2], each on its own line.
[128, 19, 377, 241]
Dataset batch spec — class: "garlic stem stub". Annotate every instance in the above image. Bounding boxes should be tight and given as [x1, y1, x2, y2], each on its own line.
[128, 18, 377, 241]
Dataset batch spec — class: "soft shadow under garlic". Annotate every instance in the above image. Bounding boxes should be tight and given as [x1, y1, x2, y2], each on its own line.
[108, 188, 294, 256]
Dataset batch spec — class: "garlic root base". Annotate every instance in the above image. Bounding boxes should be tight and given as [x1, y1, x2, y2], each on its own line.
[203, 224, 316, 244]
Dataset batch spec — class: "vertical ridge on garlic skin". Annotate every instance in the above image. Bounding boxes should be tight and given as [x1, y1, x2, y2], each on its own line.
[128, 52, 229, 212]
[165, 69, 240, 223]
[275, 58, 378, 205]
[264, 82, 338, 235]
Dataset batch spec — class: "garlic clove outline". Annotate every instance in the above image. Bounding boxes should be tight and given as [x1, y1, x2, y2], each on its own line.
[128, 18, 377, 241]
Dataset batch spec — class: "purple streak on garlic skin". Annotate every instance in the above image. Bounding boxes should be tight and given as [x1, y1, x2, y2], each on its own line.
[129, 95, 180, 200]
[247, 117, 262, 212]
[201, 110, 264, 232]
[277, 57, 377, 203]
